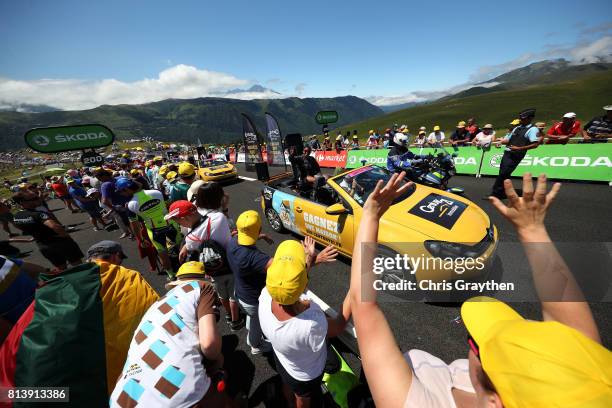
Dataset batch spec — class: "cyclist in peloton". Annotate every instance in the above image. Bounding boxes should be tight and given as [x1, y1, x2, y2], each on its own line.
[116, 177, 182, 280]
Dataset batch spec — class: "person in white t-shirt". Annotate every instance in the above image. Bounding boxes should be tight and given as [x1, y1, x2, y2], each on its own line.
[471, 124, 496, 148]
[166, 183, 244, 331]
[427, 125, 445, 147]
[259, 239, 351, 407]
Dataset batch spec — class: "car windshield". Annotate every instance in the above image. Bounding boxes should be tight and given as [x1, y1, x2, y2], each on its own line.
[333, 166, 415, 206]
[201, 159, 227, 167]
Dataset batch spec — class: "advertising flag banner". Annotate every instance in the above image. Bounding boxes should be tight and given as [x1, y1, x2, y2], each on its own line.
[241, 114, 263, 171]
[264, 112, 286, 168]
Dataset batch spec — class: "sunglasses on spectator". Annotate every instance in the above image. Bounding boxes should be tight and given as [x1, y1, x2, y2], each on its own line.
[467, 334, 480, 360]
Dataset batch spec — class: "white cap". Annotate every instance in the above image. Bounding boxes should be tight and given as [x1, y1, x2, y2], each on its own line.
[86, 188, 99, 197]
[563, 112, 576, 118]
[187, 179, 205, 202]
[604, 105, 612, 111]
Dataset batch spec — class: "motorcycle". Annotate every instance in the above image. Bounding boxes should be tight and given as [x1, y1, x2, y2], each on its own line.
[400, 147, 465, 195]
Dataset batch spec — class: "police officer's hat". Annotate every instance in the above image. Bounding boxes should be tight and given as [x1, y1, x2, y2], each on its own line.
[518, 108, 536, 119]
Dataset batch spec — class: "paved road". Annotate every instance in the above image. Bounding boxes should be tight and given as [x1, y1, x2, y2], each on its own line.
[3, 165, 611, 405]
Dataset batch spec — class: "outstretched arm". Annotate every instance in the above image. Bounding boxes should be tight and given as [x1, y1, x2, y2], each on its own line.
[489, 173, 600, 343]
[349, 172, 415, 408]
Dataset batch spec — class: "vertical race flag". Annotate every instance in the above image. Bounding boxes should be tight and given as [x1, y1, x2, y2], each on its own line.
[241, 113, 263, 171]
[265, 112, 287, 169]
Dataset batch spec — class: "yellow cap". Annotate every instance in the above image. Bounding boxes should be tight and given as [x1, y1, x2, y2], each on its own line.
[369, 130, 374, 134]
[122, 153, 130, 158]
[178, 162, 196, 177]
[145, 160, 152, 166]
[462, 297, 612, 408]
[401, 128, 409, 134]
[336, 135, 343, 141]
[176, 261, 206, 279]
[236, 210, 261, 246]
[158, 165, 169, 177]
[510, 119, 520, 126]
[433, 125, 441, 131]
[457, 121, 466, 128]
[130, 169, 140, 176]
[153, 156, 163, 161]
[165, 171, 177, 181]
[266, 240, 307, 305]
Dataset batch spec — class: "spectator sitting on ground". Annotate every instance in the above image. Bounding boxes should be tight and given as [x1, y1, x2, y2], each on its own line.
[427, 125, 445, 147]
[471, 124, 496, 147]
[348, 172, 611, 407]
[109, 261, 233, 407]
[581, 105, 611, 143]
[259, 239, 350, 408]
[450, 121, 471, 146]
[546, 112, 581, 145]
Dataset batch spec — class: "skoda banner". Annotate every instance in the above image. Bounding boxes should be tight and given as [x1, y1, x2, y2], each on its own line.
[24, 124, 115, 153]
[345, 145, 612, 182]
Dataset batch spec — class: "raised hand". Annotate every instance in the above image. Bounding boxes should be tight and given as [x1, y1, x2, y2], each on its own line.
[363, 171, 413, 218]
[315, 245, 338, 264]
[489, 173, 561, 238]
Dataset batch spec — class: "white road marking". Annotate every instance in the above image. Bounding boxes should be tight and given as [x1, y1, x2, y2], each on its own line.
[238, 176, 257, 181]
[306, 289, 357, 339]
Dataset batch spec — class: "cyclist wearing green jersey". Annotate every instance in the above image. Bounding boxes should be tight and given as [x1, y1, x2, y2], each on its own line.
[116, 177, 182, 279]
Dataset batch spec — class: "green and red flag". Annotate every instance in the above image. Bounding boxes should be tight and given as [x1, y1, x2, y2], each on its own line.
[0, 261, 158, 407]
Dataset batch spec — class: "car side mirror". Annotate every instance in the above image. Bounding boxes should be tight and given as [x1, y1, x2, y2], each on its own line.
[325, 203, 348, 215]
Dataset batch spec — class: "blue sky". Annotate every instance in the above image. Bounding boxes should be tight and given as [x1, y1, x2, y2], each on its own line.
[0, 0, 610, 109]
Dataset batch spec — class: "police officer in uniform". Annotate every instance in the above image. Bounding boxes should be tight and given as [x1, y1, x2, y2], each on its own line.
[490, 108, 540, 199]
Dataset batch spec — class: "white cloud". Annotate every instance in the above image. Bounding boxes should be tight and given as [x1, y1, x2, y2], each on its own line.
[294, 82, 307, 95]
[0, 64, 285, 111]
[369, 35, 611, 106]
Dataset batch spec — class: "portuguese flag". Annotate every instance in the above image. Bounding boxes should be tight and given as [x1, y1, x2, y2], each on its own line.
[0, 261, 159, 407]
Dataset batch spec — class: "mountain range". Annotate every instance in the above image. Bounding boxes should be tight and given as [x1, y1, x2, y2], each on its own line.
[332, 59, 612, 138]
[0, 96, 383, 150]
[0, 58, 610, 150]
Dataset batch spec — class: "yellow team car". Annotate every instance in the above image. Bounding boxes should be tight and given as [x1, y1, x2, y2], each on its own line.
[261, 165, 498, 294]
[196, 157, 238, 182]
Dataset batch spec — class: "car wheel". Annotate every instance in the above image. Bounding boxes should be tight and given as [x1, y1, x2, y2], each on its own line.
[375, 246, 421, 301]
[266, 208, 285, 233]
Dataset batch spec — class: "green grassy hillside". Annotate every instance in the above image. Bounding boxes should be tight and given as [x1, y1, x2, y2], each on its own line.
[331, 70, 612, 138]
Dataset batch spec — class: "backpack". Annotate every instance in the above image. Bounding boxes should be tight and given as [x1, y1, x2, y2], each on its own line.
[187, 215, 231, 277]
